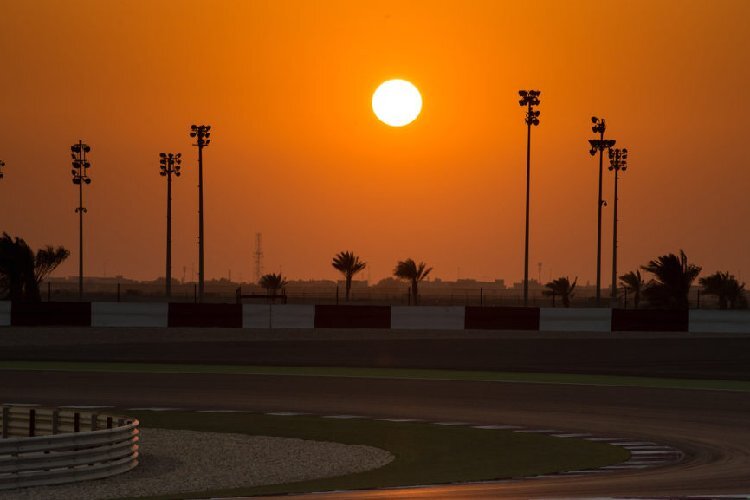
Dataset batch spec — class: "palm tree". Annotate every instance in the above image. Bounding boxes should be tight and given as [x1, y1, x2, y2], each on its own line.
[258, 273, 287, 294]
[619, 270, 646, 309]
[699, 271, 747, 310]
[393, 258, 432, 306]
[0, 233, 69, 302]
[331, 251, 366, 302]
[641, 250, 701, 309]
[543, 276, 577, 307]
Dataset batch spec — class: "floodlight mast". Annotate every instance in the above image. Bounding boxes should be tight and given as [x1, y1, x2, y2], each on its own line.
[588, 118, 616, 306]
[518, 90, 541, 307]
[160, 152, 182, 298]
[608, 147, 628, 304]
[70, 140, 92, 299]
[190, 125, 211, 301]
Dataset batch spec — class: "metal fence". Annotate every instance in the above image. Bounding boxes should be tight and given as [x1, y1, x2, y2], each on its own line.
[38, 280, 743, 309]
[0, 405, 139, 490]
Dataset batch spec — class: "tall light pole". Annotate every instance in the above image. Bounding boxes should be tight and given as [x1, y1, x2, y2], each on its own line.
[160, 152, 182, 298]
[518, 90, 540, 307]
[588, 118, 616, 306]
[190, 124, 211, 301]
[608, 147, 628, 304]
[70, 141, 92, 300]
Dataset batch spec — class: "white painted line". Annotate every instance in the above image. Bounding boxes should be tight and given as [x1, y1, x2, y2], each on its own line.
[377, 418, 424, 422]
[196, 410, 243, 413]
[585, 437, 621, 441]
[322, 415, 366, 419]
[474, 425, 523, 430]
[265, 411, 309, 416]
[513, 429, 559, 433]
[629, 450, 679, 455]
[612, 441, 657, 446]
[432, 422, 471, 426]
[126, 407, 183, 411]
[601, 464, 650, 469]
[552, 433, 593, 438]
[62, 405, 114, 409]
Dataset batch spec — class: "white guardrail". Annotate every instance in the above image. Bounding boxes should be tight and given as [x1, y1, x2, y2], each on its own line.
[0, 405, 139, 490]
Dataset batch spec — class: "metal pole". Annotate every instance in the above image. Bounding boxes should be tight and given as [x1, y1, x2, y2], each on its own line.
[198, 145, 205, 302]
[611, 168, 619, 303]
[166, 162, 172, 298]
[524, 120, 531, 307]
[596, 129, 603, 307]
[78, 144, 84, 301]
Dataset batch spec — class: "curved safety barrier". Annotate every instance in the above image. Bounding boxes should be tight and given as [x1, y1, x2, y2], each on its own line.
[0, 405, 139, 490]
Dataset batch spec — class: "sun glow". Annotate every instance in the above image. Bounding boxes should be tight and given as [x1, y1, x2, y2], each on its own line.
[372, 79, 422, 127]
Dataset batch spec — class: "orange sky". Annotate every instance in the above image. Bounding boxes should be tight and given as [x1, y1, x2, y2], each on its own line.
[1, 0, 749, 285]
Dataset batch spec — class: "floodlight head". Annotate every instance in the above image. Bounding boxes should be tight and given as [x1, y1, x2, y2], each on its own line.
[85, 178, 91, 184]
[519, 90, 527, 97]
[589, 148, 597, 155]
[160, 171, 167, 177]
[205, 139, 211, 145]
[159, 153, 167, 158]
[176, 153, 181, 158]
[175, 171, 181, 177]
[191, 124, 197, 130]
[71, 145, 79, 153]
[532, 119, 539, 126]
[73, 178, 81, 185]
[205, 133, 210, 138]
[83, 145, 90, 153]
[592, 116, 598, 123]
[206, 125, 211, 131]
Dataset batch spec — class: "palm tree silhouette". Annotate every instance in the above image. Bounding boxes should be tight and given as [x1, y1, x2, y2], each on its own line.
[259, 273, 287, 294]
[393, 258, 432, 306]
[699, 271, 747, 310]
[641, 250, 701, 309]
[543, 276, 577, 307]
[0, 233, 69, 302]
[619, 270, 646, 309]
[331, 251, 366, 302]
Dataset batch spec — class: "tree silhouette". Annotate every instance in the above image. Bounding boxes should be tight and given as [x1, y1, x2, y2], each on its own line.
[258, 273, 287, 294]
[619, 270, 646, 309]
[641, 250, 701, 309]
[393, 258, 432, 306]
[699, 271, 747, 310]
[0, 233, 69, 302]
[331, 251, 366, 302]
[543, 276, 577, 307]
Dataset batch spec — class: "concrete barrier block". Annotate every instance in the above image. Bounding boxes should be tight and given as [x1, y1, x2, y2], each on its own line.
[611, 309, 688, 332]
[92, 302, 168, 327]
[465, 306, 540, 330]
[11, 302, 91, 326]
[168, 303, 242, 328]
[0, 301, 10, 326]
[539, 308, 611, 332]
[242, 304, 272, 328]
[689, 310, 750, 333]
[270, 305, 315, 328]
[314, 305, 391, 328]
[391, 306, 465, 330]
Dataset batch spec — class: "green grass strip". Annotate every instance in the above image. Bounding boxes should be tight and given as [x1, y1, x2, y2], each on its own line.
[2, 360, 749, 392]
[120, 411, 628, 499]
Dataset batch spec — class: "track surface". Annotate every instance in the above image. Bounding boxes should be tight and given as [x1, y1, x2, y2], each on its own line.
[2, 370, 750, 498]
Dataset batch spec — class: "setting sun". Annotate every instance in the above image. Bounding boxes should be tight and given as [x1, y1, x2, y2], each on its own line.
[372, 79, 422, 127]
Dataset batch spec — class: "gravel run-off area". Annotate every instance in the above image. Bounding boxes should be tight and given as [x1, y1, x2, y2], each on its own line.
[1, 427, 394, 500]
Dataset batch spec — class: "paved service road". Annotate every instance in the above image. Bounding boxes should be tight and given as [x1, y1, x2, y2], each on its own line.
[2, 370, 749, 498]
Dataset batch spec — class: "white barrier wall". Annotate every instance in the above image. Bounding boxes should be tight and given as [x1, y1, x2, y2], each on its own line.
[242, 304, 271, 328]
[539, 308, 611, 332]
[243, 304, 315, 329]
[689, 310, 750, 333]
[391, 306, 465, 330]
[91, 302, 168, 327]
[0, 301, 9, 326]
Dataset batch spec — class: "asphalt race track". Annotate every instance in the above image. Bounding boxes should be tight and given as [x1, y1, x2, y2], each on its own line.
[2, 328, 750, 498]
[3, 370, 750, 498]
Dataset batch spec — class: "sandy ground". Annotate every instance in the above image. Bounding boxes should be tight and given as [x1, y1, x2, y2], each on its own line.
[0, 427, 393, 500]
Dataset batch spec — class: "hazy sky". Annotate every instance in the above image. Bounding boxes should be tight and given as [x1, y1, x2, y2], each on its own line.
[1, 0, 748, 284]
